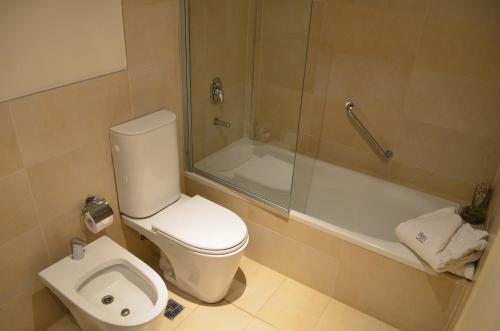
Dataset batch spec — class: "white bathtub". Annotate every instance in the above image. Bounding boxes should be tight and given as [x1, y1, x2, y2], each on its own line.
[291, 156, 459, 274]
[193, 138, 459, 275]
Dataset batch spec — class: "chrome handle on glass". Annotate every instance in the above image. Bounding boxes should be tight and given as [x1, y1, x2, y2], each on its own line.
[345, 101, 393, 162]
[210, 77, 224, 105]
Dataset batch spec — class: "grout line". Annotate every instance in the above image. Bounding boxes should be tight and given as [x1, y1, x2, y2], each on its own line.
[252, 274, 287, 318]
[309, 298, 332, 331]
[7, 103, 53, 262]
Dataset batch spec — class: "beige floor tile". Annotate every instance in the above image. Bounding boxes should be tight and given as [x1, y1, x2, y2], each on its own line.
[257, 278, 330, 331]
[226, 256, 286, 314]
[44, 315, 80, 331]
[312, 299, 381, 331]
[174, 301, 253, 331]
[245, 318, 278, 331]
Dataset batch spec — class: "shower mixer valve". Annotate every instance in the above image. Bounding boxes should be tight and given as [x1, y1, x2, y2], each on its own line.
[210, 77, 224, 105]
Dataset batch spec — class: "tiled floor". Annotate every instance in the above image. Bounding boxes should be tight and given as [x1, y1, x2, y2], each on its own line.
[45, 256, 399, 331]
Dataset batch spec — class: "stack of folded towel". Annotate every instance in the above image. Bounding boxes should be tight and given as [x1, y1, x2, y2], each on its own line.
[395, 207, 489, 280]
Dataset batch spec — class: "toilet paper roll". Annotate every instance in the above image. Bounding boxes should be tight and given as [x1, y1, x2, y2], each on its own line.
[84, 212, 113, 234]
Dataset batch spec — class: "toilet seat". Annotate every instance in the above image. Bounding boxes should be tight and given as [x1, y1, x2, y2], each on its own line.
[156, 230, 248, 255]
[151, 195, 248, 255]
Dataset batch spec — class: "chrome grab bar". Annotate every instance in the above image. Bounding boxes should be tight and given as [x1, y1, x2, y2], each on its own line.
[213, 117, 231, 128]
[345, 101, 393, 161]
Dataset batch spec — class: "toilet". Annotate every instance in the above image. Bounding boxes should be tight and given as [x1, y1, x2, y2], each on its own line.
[109, 110, 249, 303]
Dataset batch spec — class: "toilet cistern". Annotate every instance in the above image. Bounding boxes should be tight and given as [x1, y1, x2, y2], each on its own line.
[109, 110, 249, 303]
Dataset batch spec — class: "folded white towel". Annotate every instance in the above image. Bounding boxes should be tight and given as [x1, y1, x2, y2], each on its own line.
[448, 262, 476, 280]
[436, 223, 488, 272]
[395, 207, 488, 278]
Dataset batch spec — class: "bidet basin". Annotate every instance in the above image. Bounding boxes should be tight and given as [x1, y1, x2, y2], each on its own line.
[39, 236, 168, 331]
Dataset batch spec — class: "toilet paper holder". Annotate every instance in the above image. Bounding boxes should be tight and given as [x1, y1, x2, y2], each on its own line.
[82, 195, 114, 233]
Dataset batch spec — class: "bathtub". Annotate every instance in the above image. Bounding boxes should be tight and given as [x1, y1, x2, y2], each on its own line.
[188, 141, 466, 330]
[193, 138, 459, 275]
[290, 155, 459, 274]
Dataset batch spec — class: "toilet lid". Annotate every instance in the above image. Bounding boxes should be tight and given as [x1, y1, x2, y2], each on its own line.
[151, 195, 248, 253]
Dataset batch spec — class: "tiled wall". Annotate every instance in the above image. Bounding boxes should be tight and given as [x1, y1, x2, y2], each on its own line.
[298, 0, 500, 204]
[185, 175, 469, 331]
[454, 167, 500, 330]
[189, 0, 253, 162]
[0, 0, 181, 329]
[252, 0, 312, 150]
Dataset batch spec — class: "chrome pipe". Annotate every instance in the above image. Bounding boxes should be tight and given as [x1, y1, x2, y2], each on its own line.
[345, 101, 393, 161]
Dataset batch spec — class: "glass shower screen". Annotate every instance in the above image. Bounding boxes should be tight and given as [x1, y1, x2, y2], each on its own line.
[184, 0, 313, 210]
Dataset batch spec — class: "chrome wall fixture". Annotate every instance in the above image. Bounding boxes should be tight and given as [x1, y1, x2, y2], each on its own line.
[345, 101, 393, 162]
[210, 77, 224, 105]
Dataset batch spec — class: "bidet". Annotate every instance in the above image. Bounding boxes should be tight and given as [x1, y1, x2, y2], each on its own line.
[39, 236, 168, 331]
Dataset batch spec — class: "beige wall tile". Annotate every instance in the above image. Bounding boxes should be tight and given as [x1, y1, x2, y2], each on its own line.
[298, 92, 326, 138]
[403, 69, 500, 139]
[27, 140, 116, 222]
[257, 278, 330, 331]
[128, 59, 181, 116]
[390, 161, 474, 204]
[318, 139, 392, 179]
[122, 0, 179, 68]
[0, 285, 66, 331]
[321, 1, 426, 68]
[296, 134, 320, 158]
[40, 211, 85, 262]
[395, 119, 495, 185]
[333, 242, 465, 331]
[0, 171, 38, 246]
[244, 220, 340, 295]
[0, 103, 23, 177]
[10, 72, 131, 167]
[0, 227, 50, 305]
[0, 2, 181, 331]
[306, 0, 500, 201]
[416, 2, 500, 84]
[188, 0, 250, 161]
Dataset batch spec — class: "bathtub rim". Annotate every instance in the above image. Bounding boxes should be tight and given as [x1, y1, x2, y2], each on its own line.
[289, 209, 437, 275]
[185, 170, 465, 279]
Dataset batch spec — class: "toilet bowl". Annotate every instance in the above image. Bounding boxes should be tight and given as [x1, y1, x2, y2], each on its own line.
[39, 236, 168, 331]
[123, 194, 248, 303]
[110, 110, 249, 303]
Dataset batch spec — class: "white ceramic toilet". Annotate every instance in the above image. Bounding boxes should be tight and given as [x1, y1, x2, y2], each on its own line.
[109, 110, 249, 303]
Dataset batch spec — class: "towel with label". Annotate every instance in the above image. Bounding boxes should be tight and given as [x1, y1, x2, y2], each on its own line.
[395, 207, 488, 279]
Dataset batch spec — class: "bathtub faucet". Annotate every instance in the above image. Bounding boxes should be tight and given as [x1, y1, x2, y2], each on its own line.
[213, 118, 231, 128]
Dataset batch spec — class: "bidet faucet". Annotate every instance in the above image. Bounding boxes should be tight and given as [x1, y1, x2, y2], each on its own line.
[71, 237, 87, 260]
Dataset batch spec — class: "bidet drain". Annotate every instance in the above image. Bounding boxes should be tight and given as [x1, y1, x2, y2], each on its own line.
[121, 308, 130, 316]
[101, 295, 114, 305]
